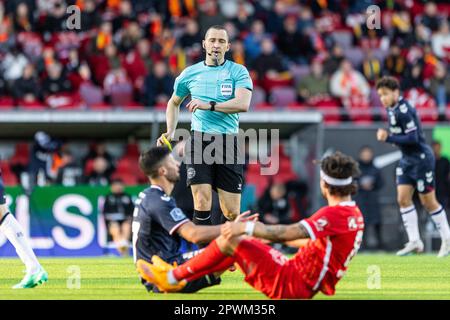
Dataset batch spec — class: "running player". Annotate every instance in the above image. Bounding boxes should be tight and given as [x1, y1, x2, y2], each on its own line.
[376, 76, 450, 257]
[0, 175, 48, 288]
[156, 25, 253, 226]
[136, 152, 365, 299]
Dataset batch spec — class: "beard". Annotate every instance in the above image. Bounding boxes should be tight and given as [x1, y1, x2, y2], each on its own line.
[166, 172, 180, 184]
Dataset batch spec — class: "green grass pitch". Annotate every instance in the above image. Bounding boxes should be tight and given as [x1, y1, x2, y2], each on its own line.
[1, 254, 450, 300]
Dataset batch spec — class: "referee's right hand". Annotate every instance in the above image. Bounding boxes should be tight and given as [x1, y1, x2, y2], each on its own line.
[157, 132, 173, 147]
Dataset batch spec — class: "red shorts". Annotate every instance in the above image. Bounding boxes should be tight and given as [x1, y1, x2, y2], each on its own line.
[234, 238, 316, 299]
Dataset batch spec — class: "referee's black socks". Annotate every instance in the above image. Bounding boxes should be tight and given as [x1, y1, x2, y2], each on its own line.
[193, 210, 212, 226]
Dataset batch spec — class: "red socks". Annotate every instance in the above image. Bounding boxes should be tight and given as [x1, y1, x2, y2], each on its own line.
[173, 240, 234, 281]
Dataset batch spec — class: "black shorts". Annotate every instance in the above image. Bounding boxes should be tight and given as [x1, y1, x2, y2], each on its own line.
[142, 250, 221, 293]
[185, 131, 243, 194]
[396, 151, 436, 194]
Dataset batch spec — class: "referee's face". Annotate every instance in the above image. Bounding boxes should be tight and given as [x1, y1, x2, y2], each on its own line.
[203, 28, 230, 64]
[162, 154, 180, 183]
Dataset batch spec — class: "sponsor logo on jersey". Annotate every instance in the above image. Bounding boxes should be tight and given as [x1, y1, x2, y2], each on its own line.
[161, 195, 171, 202]
[426, 171, 433, 183]
[417, 180, 425, 192]
[187, 168, 196, 180]
[399, 104, 408, 113]
[389, 126, 402, 134]
[220, 83, 233, 97]
[390, 115, 397, 125]
[406, 121, 416, 129]
[169, 208, 186, 222]
[396, 167, 403, 176]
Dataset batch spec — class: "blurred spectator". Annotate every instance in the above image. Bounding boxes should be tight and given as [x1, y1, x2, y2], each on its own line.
[102, 178, 134, 256]
[265, 0, 286, 34]
[391, 10, 413, 48]
[42, 62, 72, 97]
[85, 156, 111, 186]
[179, 19, 202, 54]
[323, 44, 345, 75]
[257, 182, 291, 225]
[94, 21, 113, 53]
[12, 2, 34, 32]
[231, 1, 253, 33]
[431, 20, 450, 61]
[122, 38, 152, 91]
[252, 37, 292, 92]
[384, 45, 407, 78]
[55, 150, 83, 186]
[401, 63, 425, 91]
[12, 63, 40, 103]
[79, 0, 101, 32]
[40, 0, 68, 33]
[83, 142, 115, 176]
[276, 15, 315, 65]
[117, 21, 142, 54]
[355, 146, 384, 251]
[330, 59, 370, 105]
[112, 0, 136, 34]
[230, 39, 246, 65]
[27, 131, 61, 192]
[361, 49, 382, 84]
[1, 46, 28, 83]
[432, 141, 450, 210]
[428, 62, 450, 111]
[142, 61, 174, 107]
[198, 0, 227, 37]
[244, 20, 268, 60]
[296, 59, 329, 102]
[417, 2, 444, 32]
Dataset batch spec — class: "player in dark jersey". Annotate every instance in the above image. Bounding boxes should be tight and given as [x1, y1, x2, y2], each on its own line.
[136, 152, 365, 299]
[376, 76, 450, 257]
[132, 146, 256, 293]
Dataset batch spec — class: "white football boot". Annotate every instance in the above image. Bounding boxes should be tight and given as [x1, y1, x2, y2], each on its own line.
[396, 240, 424, 256]
[437, 238, 450, 258]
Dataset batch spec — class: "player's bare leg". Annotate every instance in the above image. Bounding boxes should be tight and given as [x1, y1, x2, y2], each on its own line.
[396, 185, 424, 256]
[217, 188, 241, 221]
[0, 204, 48, 288]
[419, 190, 450, 258]
[191, 184, 212, 225]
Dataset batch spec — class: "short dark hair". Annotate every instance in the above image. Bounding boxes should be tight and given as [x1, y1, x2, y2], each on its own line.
[139, 147, 171, 179]
[320, 151, 360, 197]
[204, 25, 229, 41]
[376, 76, 400, 91]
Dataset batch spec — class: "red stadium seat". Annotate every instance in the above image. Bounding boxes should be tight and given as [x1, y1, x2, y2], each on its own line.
[270, 86, 297, 107]
[0, 97, 15, 109]
[0, 161, 18, 186]
[17, 100, 48, 110]
[254, 102, 275, 111]
[404, 88, 439, 124]
[10, 143, 30, 167]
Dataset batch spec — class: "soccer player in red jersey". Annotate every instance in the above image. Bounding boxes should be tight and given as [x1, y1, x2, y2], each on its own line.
[137, 151, 365, 299]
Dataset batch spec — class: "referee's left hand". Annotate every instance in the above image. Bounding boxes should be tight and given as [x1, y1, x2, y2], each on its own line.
[186, 99, 210, 113]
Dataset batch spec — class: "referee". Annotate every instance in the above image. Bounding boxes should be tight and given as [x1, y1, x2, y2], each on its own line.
[157, 25, 253, 226]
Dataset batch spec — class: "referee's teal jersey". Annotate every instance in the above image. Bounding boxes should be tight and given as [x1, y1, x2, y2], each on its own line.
[173, 60, 253, 134]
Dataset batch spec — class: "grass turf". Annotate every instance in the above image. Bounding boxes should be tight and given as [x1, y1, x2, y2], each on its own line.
[1, 253, 450, 300]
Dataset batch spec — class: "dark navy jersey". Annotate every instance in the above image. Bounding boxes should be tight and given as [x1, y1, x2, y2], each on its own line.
[385, 97, 432, 157]
[132, 185, 189, 264]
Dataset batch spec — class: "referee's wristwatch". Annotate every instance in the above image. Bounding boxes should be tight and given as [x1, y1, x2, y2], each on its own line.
[209, 101, 216, 111]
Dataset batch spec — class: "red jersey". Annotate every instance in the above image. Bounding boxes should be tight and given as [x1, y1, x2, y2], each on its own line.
[293, 201, 364, 296]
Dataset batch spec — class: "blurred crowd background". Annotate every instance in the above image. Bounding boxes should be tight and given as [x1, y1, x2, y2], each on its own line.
[0, 0, 448, 120]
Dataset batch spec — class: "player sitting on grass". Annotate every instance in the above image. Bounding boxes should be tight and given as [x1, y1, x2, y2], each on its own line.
[136, 151, 365, 299]
[133, 146, 256, 293]
[376, 76, 450, 257]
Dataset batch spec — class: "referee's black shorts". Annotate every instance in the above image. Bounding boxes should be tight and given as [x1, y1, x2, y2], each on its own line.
[185, 131, 243, 194]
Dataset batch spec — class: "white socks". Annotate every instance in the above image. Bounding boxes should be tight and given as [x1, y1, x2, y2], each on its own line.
[167, 270, 178, 285]
[0, 213, 41, 274]
[400, 205, 421, 242]
[430, 206, 450, 240]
